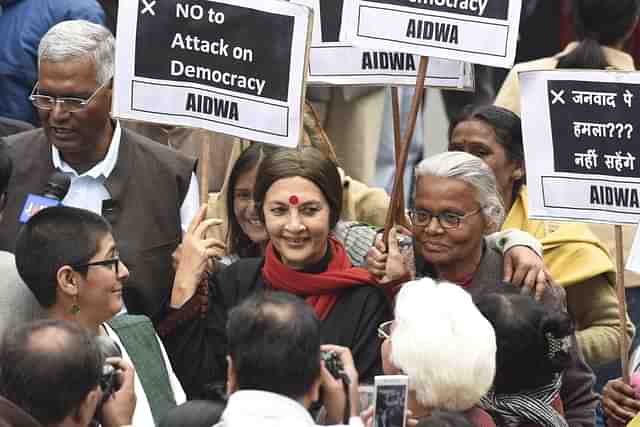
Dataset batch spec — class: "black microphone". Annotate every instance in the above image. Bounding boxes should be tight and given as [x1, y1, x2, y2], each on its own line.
[42, 171, 71, 201]
[19, 171, 71, 223]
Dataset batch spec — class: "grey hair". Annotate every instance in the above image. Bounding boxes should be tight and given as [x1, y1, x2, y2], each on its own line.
[414, 151, 505, 233]
[38, 20, 114, 86]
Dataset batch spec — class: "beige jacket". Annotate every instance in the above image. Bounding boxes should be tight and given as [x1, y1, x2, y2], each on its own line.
[495, 42, 635, 116]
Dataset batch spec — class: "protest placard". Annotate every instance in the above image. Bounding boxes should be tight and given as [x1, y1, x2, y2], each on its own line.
[308, 43, 473, 87]
[342, 0, 521, 68]
[520, 70, 640, 225]
[112, 0, 311, 147]
[295, 0, 472, 87]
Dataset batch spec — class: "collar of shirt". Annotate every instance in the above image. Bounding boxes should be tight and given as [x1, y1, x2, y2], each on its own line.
[51, 122, 121, 178]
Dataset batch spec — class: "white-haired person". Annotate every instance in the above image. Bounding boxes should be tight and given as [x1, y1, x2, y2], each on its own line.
[367, 151, 599, 425]
[378, 278, 497, 427]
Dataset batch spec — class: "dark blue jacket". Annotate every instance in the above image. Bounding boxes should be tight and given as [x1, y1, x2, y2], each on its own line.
[0, 0, 105, 125]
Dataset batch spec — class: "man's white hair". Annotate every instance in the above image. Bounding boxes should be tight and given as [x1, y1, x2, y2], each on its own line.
[390, 278, 496, 411]
[38, 20, 114, 86]
[414, 151, 506, 233]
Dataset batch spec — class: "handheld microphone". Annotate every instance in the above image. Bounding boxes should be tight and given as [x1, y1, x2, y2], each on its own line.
[42, 171, 71, 200]
[19, 172, 71, 223]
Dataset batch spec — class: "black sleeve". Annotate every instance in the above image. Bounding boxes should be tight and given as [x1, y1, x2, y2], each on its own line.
[323, 286, 392, 384]
[157, 276, 229, 400]
[561, 335, 599, 427]
[157, 258, 263, 400]
[353, 288, 392, 383]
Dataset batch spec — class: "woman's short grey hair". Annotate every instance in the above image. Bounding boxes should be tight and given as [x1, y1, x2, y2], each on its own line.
[391, 278, 496, 411]
[38, 20, 114, 86]
[414, 151, 506, 233]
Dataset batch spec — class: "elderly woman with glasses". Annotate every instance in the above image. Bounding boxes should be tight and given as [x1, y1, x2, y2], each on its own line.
[367, 151, 598, 425]
[369, 151, 509, 291]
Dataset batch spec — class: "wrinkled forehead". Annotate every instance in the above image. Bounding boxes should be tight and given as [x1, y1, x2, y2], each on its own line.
[38, 57, 99, 88]
[414, 174, 478, 199]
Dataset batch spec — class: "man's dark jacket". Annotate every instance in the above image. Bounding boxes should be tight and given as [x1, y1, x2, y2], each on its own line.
[0, 128, 195, 319]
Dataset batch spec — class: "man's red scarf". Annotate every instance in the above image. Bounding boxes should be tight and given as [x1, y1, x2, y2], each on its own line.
[262, 237, 377, 320]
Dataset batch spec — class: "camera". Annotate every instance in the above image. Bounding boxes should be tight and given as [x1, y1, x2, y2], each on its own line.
[321, 350, 344, 379]
[95, 336, 123, 400]
[100, 364, 120, 399]
[91, 336, 124, 426]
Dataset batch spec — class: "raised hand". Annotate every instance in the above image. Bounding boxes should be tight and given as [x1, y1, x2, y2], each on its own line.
[172, 205, 225, 308]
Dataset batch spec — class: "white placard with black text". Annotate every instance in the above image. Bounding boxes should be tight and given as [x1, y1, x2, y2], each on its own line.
[113, 0, 311, 147]
[520, 70, 640, 225]
[342, 0, 521, 69]
[295, 0, 472, 87]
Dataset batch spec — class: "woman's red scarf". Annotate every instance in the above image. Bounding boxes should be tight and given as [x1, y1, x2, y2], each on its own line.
[262, 237, 378, 320]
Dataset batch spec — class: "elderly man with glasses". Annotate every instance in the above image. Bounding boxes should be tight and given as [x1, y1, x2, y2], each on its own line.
[0, 20, 199, 321]
[0, 0, 105, 126]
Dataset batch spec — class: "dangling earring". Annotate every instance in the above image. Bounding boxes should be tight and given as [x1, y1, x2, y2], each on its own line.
[69, 295, 80, 316]
[513, 168, 524, 180]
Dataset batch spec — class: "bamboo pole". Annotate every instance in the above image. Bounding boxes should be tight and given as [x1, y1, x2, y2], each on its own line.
[390, 87, 406, 227]
[615, 224, 631, 383]
[199, 140, 210, 205]
[383, 57, 429, 244]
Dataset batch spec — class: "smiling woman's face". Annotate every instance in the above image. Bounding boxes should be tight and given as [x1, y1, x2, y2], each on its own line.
[262, 176, 330, 270]
[75, 233, 129, 323]
[233, 165, 268, 245]
[413, 175, 486, 278]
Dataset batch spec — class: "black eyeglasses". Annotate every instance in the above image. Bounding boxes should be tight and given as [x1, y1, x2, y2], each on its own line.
[29, 79, 110, 113]
[73, 257, 120, 275]
[409, 207, 482, 230]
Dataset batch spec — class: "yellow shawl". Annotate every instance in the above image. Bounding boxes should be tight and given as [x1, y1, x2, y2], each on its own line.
[502, 187, 615, 287]
[627, 414, 640, 427]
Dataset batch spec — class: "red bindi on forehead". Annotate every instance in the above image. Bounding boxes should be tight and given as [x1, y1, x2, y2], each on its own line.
[288, 195, 299, 205]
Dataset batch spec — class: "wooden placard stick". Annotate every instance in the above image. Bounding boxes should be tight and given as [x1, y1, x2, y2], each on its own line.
[390, 87, 406, 227]
[199, 139, 210, 205]
[382, 57, 429, 245]
[615, 224, 631, 384]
